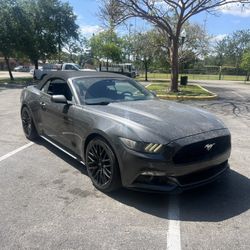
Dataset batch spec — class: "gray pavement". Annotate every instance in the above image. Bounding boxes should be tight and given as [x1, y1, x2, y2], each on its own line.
[0, 80, 249, 250]
[180, 80, 250, 250]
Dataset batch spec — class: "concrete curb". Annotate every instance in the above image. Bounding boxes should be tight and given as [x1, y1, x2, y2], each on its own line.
[146, 83, 218, 100]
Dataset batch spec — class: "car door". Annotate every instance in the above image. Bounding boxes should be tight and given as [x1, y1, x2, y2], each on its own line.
[39, 78, 77, 152]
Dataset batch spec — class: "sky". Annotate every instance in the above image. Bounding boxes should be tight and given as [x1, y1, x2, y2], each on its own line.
[63, 0, 250, 41]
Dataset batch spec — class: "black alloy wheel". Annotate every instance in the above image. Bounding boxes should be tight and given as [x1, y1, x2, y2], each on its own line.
[21, 107, 38, 140]
[86, 138, 121, 192]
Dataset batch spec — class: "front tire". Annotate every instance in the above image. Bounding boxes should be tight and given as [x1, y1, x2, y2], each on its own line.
[86, 137, 121, 192]
[21, 107, 38, 140]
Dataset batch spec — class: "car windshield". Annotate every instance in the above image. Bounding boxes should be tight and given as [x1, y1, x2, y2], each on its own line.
[72, 77, 155, 105]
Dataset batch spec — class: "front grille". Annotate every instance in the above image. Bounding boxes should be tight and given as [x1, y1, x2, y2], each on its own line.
[173, 135, 231, 164]
[174, 161, 228, 186]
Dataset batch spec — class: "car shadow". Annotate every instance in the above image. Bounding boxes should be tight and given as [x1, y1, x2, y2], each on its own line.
[178, 169, 250, 222]
[109, 169, 250, 222]
[35, 138, 88, 176]
[37, 138, 250, 222]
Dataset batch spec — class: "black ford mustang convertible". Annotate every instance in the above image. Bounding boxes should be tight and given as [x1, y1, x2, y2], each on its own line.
[20, 71, 231, 192]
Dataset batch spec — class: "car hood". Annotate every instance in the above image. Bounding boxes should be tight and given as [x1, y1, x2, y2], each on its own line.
[88, 99, 227, 143]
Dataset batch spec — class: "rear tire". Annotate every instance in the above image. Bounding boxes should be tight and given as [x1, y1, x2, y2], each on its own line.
[21, 107, 38, 140]
[85, 137, 121, 192]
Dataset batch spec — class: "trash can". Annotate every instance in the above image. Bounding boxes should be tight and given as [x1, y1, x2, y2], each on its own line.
[180, 76, 188, 86]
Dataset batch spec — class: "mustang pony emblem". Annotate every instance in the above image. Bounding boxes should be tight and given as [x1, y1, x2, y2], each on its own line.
[204, 143, 216, 151]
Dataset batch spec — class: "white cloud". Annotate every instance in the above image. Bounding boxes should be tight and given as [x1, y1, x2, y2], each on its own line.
[219, 2, 250, 17]
[211, 34, 227, 43]
[80, 24, 103, 37]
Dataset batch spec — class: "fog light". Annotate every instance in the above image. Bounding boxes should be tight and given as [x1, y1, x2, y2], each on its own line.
[141, 171, 166, 176]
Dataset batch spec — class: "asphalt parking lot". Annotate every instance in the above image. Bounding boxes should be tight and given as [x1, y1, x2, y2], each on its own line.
[0, 80, 250, 250]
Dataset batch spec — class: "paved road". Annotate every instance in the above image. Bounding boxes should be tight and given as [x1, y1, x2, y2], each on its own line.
[0, 81, 249, 250]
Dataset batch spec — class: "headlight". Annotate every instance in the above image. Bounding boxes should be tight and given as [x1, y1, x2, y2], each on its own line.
[119, 138, 163, 153]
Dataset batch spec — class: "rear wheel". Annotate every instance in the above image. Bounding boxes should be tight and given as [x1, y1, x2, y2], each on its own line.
[86, 137, 121, 192]
[21, 107, 38, 140]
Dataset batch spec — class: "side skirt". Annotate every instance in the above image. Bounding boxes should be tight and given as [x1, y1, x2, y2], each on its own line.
[40, 135, 85, 165]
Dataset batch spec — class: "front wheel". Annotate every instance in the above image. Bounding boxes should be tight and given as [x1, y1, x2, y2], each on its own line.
[21, 107, 38, 140]
[86, 137, 121, 192]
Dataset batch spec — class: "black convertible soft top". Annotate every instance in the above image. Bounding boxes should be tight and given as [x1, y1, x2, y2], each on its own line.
[36, 71, 128, 90]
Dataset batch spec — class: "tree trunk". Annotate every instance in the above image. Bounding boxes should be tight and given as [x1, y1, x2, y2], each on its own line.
[34, 59, 39, 70]
[169, 38, 179, 92]
[246, 72, 249, 81]
[4, 56, 14, 80]
[219, 66, 222, 80]
[145, 60, 148, 81]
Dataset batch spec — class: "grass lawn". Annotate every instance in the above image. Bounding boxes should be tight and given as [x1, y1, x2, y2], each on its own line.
[137, 73, 246, 81]
[146, 83, 214, 97]
[0, 77, 33, 85]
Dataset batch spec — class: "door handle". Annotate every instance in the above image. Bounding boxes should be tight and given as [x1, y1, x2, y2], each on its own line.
[40, 102, 46, 110]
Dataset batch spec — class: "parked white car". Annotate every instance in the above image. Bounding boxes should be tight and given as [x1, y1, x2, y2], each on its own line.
[33, 63, 96, 80]
[14, 66, 30, 72]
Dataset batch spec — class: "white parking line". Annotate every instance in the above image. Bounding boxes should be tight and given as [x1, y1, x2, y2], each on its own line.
[232, 91, 245, 99]
[167, 196, 181, 250]
[0, 142, 34, 162]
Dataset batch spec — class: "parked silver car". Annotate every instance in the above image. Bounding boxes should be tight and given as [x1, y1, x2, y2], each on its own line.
[14, 65, 30, 72]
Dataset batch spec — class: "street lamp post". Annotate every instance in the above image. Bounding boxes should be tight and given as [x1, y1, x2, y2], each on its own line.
[181, 29, 186, 46]
[180, 29, 187, 85]
[128, 23, 133, 62]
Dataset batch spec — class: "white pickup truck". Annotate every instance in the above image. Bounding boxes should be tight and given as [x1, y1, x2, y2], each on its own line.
[33, 63, 95, 80]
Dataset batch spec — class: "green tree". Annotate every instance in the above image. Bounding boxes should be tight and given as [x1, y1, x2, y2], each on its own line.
[0, 0, 25, 79]
[100, 0, 248, 92]
[130, 30, 169, 80]
[63, 36, 88, 64]
[179, 23, 210, 65]
[20, 0, 79, 68]
[241, 50, 250, 81]
[90, 30, 122, 68]
[225, 30, 250, 68]
[213, 30, 250, 68]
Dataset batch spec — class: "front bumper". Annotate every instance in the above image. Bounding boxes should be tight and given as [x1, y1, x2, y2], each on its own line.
[115, 129, 231, 192]
[127, 161, 229, 193]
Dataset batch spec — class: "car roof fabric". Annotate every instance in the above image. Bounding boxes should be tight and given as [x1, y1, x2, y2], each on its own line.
[36, 71, 128, 90]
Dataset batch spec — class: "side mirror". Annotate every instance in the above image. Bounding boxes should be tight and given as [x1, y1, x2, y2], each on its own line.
[51, 95, 68, 104]
[150, 91, 157, 97]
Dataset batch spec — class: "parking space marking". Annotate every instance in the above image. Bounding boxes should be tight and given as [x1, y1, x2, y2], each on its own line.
[167, 197, 181, 250]
[232, 91, 245, 99]
[0, 142, 34, 162]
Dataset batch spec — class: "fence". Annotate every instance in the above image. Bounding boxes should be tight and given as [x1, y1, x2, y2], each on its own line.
[138, 67, 248, 81]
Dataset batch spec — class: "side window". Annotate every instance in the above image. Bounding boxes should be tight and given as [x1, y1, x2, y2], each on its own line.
[47, 79, 73, 101]
[41, 80, 51, 93]
[65, 65, 74, 70]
